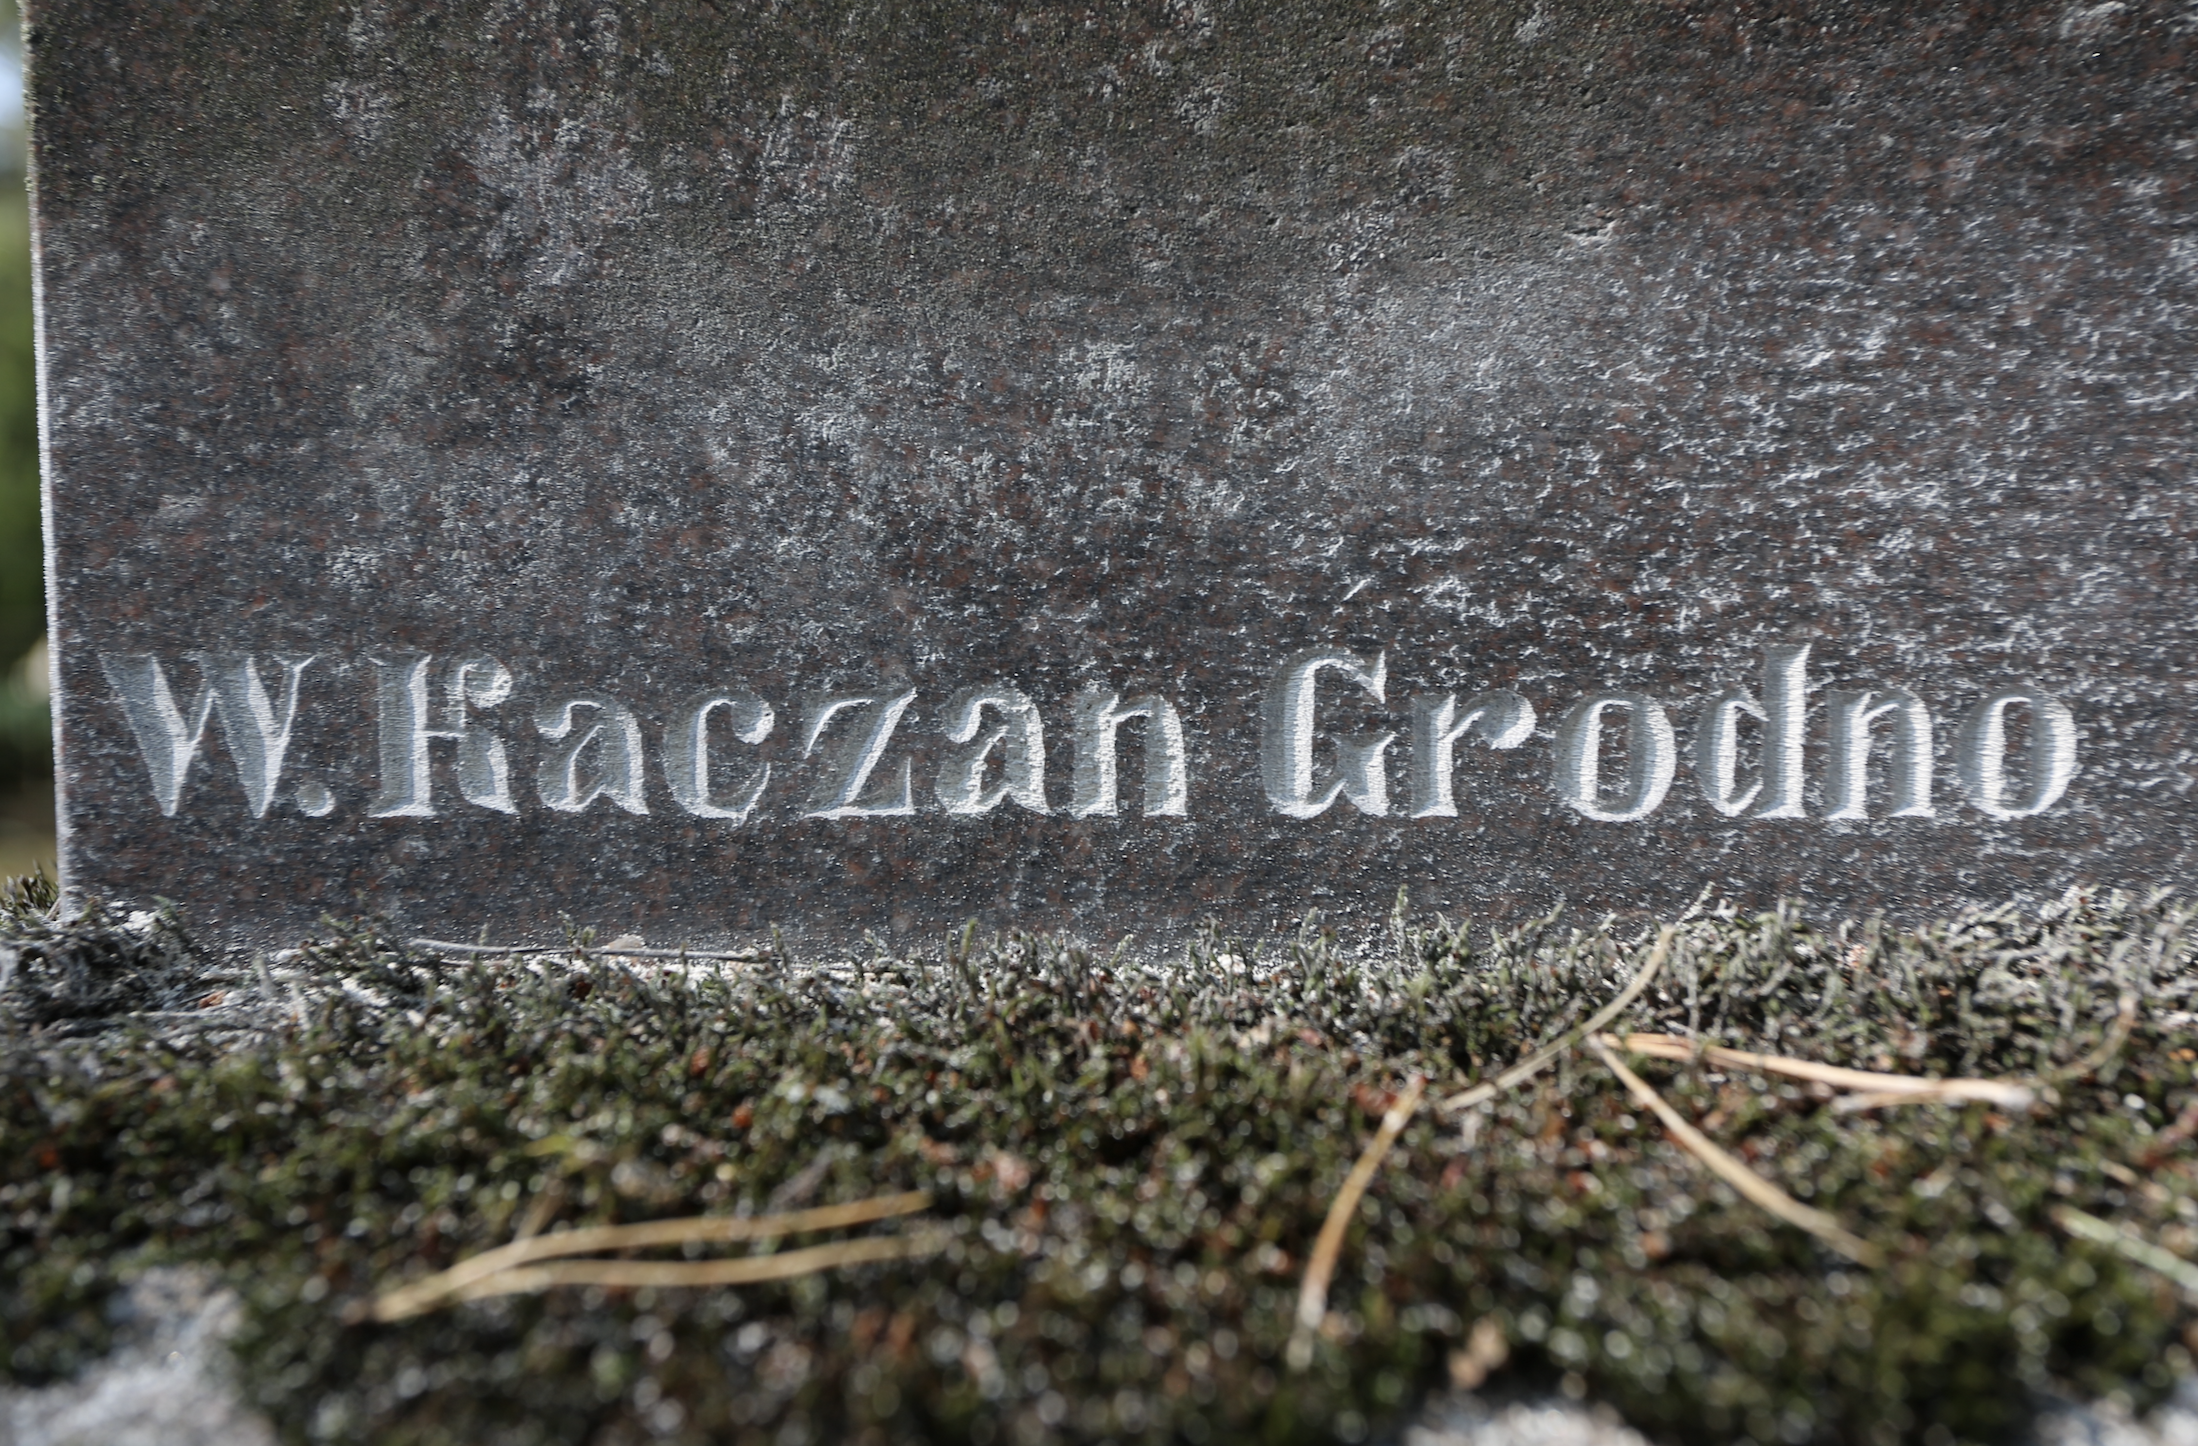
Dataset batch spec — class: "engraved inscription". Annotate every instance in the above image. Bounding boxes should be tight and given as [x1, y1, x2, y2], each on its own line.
[1260, 648, 1394, 819]
[96, 644, 2082, 832]
[535, 694, 650, 815]
[1554, 691, 1677, 822]
[368, 653, 516, 817]
[101, 651, 316, 818]
[1824, 687, 1934, 820]
[1406, 689, 1534, 819]
[664, 690, 773, 823]
[801, 691, 918, 819]
[1068, 687, 1188, 818]
[1695, 687, 1765, 817]
[1693, 645, 1809, 819]
[1957, 686, 2076, 819]
[936, 685, 1048, 816]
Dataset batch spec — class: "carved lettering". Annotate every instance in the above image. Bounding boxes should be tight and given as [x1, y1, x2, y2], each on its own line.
[1406, 689, 1535, 819]
[1694, 687, 1765, 817]
[800, 690, 917, 818]
[1068, 687, 1188, 818]
[936, 685, 1049, 815]
[1957, 685, 2076, 819]
[664, 690, 774, 822]
[1824, 687, 1934, 820]
[1261, 648, 1393, 818]
[101, 651, 317, 818]
[1554, 691, 1675, 822]
[1693, 645, 1809, 819]
[368, 653, 517, 817]
[534, 694, 650, 814]
[1757, 644, 1812, 819]
[92, 640, 2080, 835]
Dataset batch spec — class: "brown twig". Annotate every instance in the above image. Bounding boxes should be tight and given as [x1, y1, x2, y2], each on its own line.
[1591, 1037, 1882, 1267]
[1616, 1033, 2034, 1111]
[1832, 1089, 1997, 1114]
[511, 1179, 566, 1242]
[1441, 925, 1679, 1113]
[1288, 1075, 1426, 1371]
[439, 1232, 947, 1308]
[364, 1191, 931, 1323]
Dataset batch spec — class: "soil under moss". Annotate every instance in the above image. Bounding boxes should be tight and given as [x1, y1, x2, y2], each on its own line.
[3, 880, 2196, 1445]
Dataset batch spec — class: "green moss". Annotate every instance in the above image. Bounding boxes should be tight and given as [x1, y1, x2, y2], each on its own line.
[2, 887, 2196, 1444]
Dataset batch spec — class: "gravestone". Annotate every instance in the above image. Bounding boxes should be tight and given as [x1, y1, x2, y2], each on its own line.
[29, 0, 2196, 950]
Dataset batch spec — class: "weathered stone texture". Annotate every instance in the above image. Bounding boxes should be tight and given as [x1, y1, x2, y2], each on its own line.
[30, 1, 2198, 946]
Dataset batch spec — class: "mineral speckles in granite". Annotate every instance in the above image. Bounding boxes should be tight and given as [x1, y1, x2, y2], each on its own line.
[29, 0, 2198, 949]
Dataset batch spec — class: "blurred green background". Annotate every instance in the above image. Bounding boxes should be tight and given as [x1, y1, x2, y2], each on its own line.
[0, 0, 51, 880]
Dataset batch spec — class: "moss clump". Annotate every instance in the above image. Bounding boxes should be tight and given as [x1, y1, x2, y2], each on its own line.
[3, 886, 2196, 1445]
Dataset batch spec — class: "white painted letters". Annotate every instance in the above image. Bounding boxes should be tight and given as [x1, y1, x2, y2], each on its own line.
[1261, 648, 1393, 818]
[1068, 687, 1188, 818]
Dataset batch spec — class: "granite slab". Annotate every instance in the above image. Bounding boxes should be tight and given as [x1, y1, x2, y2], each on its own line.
[30, 0, 2198, 949]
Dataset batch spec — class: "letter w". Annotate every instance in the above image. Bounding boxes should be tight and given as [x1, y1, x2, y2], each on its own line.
[99, 652, 316, 817]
